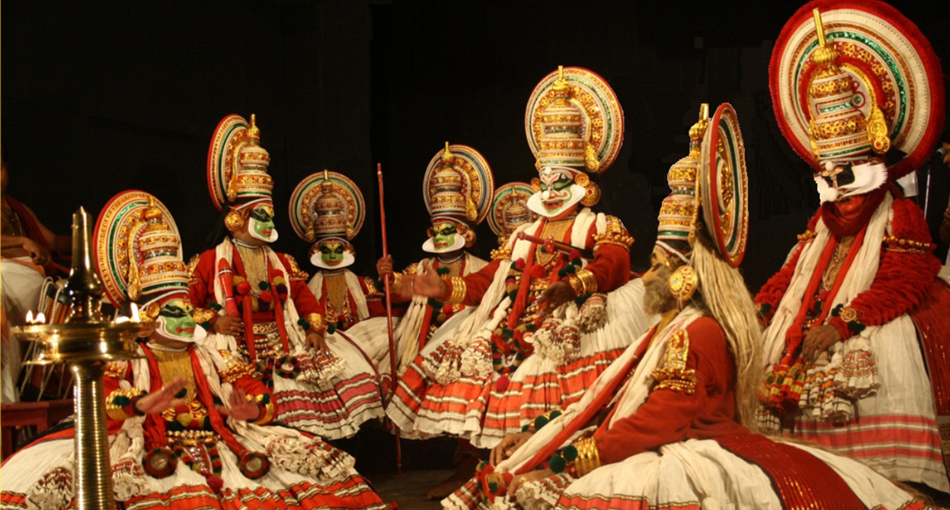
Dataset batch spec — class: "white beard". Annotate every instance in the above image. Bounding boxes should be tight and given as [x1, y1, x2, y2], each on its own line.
[814, 161, 887, 204]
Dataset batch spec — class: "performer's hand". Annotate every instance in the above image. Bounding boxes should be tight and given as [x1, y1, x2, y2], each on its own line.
[412, 261, 448, 298]
[307, 331, 329, 353]
[134, 377, 188, 414]
[214, 315, 244, 337]
[491, 431, 534, 466]
[215, 387, 261, 422]
[22, 237, 51, 266]
[801, 324, 842, 359]
[538, 281, 574, 318]
[508, 468, 554, 498]
[377, 255, 395, 280]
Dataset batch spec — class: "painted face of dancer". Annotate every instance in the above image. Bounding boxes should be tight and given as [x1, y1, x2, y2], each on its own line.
[432, 222, 459, 250]
[320, 241, 345, 266]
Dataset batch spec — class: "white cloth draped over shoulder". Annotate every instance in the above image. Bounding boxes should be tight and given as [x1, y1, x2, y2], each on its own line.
[202, 239, 384, 440]
[443, 308, 923, 510]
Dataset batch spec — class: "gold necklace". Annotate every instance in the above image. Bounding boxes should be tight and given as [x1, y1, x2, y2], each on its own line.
[324, 272, 349, 313]
[534, 217, 575, 267]
[235, 244, 268, 296]
[151, 348, 197, 402]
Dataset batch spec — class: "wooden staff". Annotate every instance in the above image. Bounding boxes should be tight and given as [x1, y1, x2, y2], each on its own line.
[377, 162, 403, 474]
[516, 231, 594, 260]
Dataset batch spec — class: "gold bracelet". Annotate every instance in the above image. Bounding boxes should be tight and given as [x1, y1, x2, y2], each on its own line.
[577, 269, 598, 295]
[391, 272, 404, 290]
[252, 394, 276, 425]
[444, 276, 467, 305]
[572, 437, 602, 477]
[305, 313, 325, 333]
[566, 274, 586, 297]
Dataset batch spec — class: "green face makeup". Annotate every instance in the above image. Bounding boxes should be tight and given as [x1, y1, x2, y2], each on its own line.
[432, 222, 458, 249]
[320, 242, 345, 266]
[160, 299, 197, 339]
[250, 205, 276, 239]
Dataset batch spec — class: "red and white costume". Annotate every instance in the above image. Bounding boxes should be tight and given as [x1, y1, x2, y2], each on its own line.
[1, 190, 385, 510]
[193, 115, 384, 440]
[758, 0, 950, 492]
[387, 69, 652, 448]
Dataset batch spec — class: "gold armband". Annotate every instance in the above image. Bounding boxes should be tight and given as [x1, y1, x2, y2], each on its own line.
[592, 216, 634, 250]
[192, 307, 217, 326]
[104, 361, 129, 380]
[391, 272, 404, 290]
[652, 329, 697, 394]
[490, 245, 512, 261]
[106, 388, 146, 421]
[284, 254, 311, 282]
[882, 235, 931, 254]
[218, 350, 256, 384]
[797, 229, 817, 244]
[444, 276, 467, 305]
[572, 436, 602, 478]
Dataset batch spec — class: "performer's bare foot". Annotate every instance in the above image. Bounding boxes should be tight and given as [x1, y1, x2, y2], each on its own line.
[424, 464, 475, 500]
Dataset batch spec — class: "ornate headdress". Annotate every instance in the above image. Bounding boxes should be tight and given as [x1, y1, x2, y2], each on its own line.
[94, 190, 205, 341]
[289, 170, 366, 269]
[207, 114, 277, 231]
[657, 104, 749, 303]
[771, 0, 944, 182]
[525, 66, 624, 213]
[422, 142, 494, 252]
[488, 182, 537, 246]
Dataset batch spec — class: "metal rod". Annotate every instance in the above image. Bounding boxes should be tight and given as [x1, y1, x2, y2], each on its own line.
[71, 362, 115, 510]
[377, 163, 403, 475]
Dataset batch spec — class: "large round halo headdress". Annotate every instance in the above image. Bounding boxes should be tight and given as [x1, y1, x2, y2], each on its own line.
[770, 0, 944, 179]
[488, 181, 537, 243]
[422, 142, 494, 250]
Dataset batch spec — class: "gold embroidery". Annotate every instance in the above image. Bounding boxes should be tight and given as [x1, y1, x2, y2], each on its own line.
[592, 215, 634, 250]
[535, 218, 575, 267]
[187, 253, 202, 286]
[652, 329, 697, 394]
[363, 276, 384, 297]
[283, 253, 310, 282]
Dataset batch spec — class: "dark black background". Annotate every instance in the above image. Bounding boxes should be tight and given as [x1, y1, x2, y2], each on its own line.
[3, 0, 948, 291]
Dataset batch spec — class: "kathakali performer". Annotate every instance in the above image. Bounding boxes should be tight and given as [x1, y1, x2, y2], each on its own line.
[188, 114, 384, 440]
[445, 103, 932, 510]
[487, 182, 538, 262]
[375, 142, 493, 377]
[757, 0, 950, 493]
[386, 66, 652, 450]
[0, 190, 385, 510]
[290, 170, 390, 332]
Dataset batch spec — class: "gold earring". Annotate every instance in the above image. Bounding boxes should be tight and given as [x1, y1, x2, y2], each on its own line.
[580, 182, 601, 207]
[225, 210, 246, 232]
[669, 265, 698, 303]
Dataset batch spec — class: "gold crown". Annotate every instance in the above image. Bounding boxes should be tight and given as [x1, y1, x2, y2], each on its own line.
[806, 9, 890, 163]
[228, 113, 274, 203]
[311, 170, 351, 241]
[127, 205, 188, 300]
[658, 105, 707, 247]
[536, 65, 590, 171]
